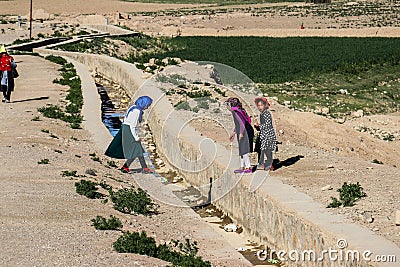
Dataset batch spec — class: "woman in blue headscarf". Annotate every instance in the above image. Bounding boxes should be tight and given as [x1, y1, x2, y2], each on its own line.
[105, 96, 153, 174]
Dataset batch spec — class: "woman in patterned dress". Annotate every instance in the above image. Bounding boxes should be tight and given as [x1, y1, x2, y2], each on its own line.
[254, 97, 276, 171]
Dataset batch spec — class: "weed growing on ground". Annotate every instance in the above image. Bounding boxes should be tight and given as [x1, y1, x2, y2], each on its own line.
[61, 170, 78, 177]
[109, 186, 158, 215]
[38, 159, 50, 164]
[113, 231, 211, 267]
[89, 153, 102, 163]
[39, 56, 83, 128]
[107, 160, 118, 168]
[372, 159, 383, 164]
[91, 215, 123, 230]
[75, 179, 104, 199]
[327, 182, 366, 208]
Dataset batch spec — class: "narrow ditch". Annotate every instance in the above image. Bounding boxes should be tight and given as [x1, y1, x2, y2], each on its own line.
[94, 76, 280, 266]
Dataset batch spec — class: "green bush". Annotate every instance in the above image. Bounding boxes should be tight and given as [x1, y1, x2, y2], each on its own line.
[109, 186, 157, 215]
[61, 170, 78, 177]
[327, 182, 366, 208]
[38, 159, 50, 164]
[45, 55, 67, 65]
[91, 215, 122, 230]
[113, 231, 211, 267]
[75, 179, 103, 199]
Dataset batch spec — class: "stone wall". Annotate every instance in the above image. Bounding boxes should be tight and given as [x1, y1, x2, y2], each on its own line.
[34, 48, 400, 267]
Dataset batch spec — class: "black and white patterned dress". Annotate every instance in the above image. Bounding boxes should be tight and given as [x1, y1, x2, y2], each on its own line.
[259, 109, 276, 151]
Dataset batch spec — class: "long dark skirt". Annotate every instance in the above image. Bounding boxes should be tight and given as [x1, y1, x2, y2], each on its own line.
[237, 123, 254, 156]
[105, 124, 144, 159]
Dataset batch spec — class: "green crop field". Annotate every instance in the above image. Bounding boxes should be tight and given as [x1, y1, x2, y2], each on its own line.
[59, 35, 400, 116]
[146, 36, 400, 84]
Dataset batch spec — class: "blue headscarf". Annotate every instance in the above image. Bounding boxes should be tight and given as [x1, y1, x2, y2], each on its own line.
[125, 96, 153, 123]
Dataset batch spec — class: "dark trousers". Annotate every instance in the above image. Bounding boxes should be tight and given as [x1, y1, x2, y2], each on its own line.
[124, 156, 148, 169]
[1, 85, 11, 101]
[258, 148, 274, 168]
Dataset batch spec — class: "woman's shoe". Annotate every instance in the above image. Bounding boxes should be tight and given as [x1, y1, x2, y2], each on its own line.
[120, 166, 131, 173]
[269, 165, 275, 171]
[243, 168, 253, 174]
[142, 167, 153, 174]
[234, 168, 244, 174]
[256, 164, 265, 170]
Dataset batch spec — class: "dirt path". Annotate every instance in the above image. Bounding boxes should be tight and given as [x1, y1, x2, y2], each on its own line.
[0, 55, 251, 266]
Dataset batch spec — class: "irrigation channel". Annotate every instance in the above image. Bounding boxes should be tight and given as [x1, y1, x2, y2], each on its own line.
[95, 77, 280, 266]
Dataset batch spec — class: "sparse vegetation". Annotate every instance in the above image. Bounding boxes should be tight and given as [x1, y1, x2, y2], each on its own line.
[91, 215, 123, 230]
[39, 56, 83, 128]
[109, 186, 158, 215]
[75, 179, 104, 199]
[61, 170, 78, 177]
[107, 160, 118, 168]
[38, 159, 50, 164]
[327, 182, 367, 208]
[113, 230, 211, 267]
[372, 159, 384, 164]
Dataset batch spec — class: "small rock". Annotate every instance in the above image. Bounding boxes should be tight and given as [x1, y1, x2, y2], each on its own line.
[279, 129, 284, 134]
[321, 107, 330, 115]
[326, 165, 334, 169]
[353, 109, 364, 117]
[85, 169, 97, 176]
[349, 147, 354, 152]
[372, 227, 379, 232]
[224, 223, 238, 232]
[363, 212, 374, 223]
[332, 147, 339, 152]
[321, 185, 333, 191]
[283, 100, 291, 106]
[237, 247, 246, 251]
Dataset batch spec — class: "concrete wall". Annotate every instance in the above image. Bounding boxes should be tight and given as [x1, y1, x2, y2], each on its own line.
[34, 48, 400, 267]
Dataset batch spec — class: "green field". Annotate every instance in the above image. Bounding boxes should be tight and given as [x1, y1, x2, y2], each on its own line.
[59, 35, 400, 116]
[142, 36, 400, 83]
[123, 35, 400, 116]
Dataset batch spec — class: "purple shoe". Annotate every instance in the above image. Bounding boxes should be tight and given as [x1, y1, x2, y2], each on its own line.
[243, 168, 253, 174]
[234, 169, 244, 174]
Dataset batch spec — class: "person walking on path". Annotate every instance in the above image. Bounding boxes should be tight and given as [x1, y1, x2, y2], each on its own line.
[0, 45, 17, 103]
[254, 97, 276, 171]
[225, 97, 254, 174]
[105, 96, 153, 174]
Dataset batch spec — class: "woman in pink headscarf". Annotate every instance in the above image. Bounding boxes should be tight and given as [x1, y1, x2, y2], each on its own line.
[225, 97, 254, 174]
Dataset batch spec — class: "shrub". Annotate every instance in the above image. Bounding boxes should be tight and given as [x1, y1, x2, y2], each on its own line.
[61, 170, 78, 177]
[109, 186, 157, 215]
[113, 231, 211, 267]
[327, 182, 366, 208]
[38, 159, 50, 164]
[91, 215, 122, 230]
[45, 55, 67, 65]
[75, 179, 103, 199]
